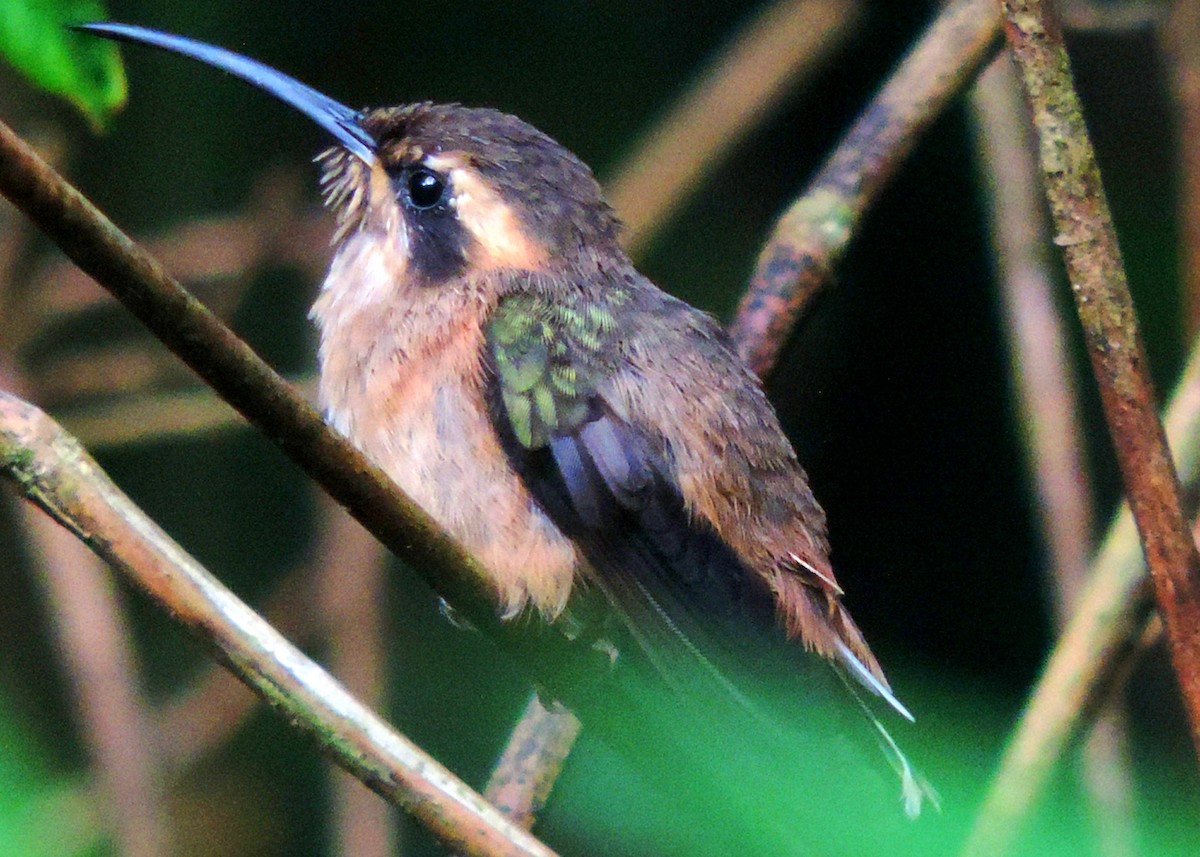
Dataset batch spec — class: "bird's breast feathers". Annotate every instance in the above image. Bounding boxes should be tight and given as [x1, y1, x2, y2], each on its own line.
[312, 243, 578, 618]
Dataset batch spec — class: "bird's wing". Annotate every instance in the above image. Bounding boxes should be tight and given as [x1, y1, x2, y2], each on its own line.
[485, 286, 766, 688]
[485, 282, 931, 817]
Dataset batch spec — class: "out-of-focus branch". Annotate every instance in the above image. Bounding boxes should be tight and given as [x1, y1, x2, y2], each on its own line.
[316, 495, 397, 857]
[1059, 0, 1164, 31]
[0, 392, 559, 857]
[482, 696, 581, 831]
[606, 0, 861, 257]
[20, 505, 171, 857]
[959, 240, 1200, 857]
[1004, 0, 1200, 751]
[970, 55, 1094, 618]
[1165, 0, 1200, 339]
[970, 53, 1136, 857]
[728, 0, 1000, 376]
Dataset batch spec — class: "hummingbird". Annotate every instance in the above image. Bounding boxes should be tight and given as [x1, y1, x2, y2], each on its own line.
[81, 23, 929, 817]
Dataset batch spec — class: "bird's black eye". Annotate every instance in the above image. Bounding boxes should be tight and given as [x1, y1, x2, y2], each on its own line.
[407, 168, 446, 209]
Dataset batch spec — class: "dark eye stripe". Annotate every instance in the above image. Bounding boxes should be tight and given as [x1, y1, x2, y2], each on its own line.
[395, 165, 466, 284]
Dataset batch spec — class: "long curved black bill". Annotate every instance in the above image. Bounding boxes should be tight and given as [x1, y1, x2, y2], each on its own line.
[76, 23, 376, 162]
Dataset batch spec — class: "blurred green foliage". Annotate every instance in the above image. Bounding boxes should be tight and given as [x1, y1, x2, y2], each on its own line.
[0, 0, 125, 128]
[0, 696, 92, 857]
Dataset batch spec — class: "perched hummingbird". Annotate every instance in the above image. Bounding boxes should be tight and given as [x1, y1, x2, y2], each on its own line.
[82, 23, 929, 816]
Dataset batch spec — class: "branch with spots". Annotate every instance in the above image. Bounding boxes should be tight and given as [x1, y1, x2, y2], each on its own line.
[959, 2, 1200, 855]
[1003, 0, 1200, 757]
[727, 0, 1001, 376]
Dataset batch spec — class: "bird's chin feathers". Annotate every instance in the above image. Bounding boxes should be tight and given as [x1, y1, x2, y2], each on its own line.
[318, 147, 404, 245]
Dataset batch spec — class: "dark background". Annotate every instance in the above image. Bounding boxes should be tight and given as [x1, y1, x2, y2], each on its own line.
[1, 1, 1197, 855]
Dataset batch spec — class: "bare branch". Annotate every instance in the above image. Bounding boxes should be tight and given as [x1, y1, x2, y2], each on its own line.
[0, 391, 559, 857]
[1003, 0, 1200, 751]
[728, 0, 1000, 376]
[970, 54, 1094, 618]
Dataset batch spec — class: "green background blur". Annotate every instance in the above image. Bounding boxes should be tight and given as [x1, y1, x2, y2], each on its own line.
[1, 1, 1198, 855]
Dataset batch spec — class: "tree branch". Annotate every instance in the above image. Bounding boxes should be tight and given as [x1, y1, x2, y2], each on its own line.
[0, 391, 558, 857]
[1003, 0, 1200, 753]
[960, 265, 1200, 857]
[728, 0, 1000, 375]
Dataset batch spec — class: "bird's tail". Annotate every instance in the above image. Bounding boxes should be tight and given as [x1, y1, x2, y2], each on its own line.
[832, 640, 938, 818]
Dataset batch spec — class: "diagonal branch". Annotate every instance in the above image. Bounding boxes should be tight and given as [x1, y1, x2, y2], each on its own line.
[0, 116, 583, 669]
[961, 19, 1200, 846]
[1002, 0, 1200, 752]
[729, 0, 1001, 375]
[0, 391, 558, 857]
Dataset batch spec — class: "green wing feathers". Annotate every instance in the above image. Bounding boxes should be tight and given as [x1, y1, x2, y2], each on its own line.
[487, 290, 624, 449]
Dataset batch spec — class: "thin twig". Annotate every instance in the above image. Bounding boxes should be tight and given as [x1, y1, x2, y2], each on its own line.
[606, 0, 861, 257]
[1004, 0, 1200, 750]
[960, 292, 1200, 856]
[1165, 0, 1200, 339]
[0, 391, 559, 857]
[728, 0, 1000, 376]
[970, 53, 1094, 618]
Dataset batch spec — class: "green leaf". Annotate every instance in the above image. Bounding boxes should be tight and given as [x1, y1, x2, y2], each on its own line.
[0, 1, 126, 129]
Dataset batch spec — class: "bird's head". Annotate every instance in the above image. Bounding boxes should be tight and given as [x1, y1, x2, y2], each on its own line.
[79, 24, 623, 290]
